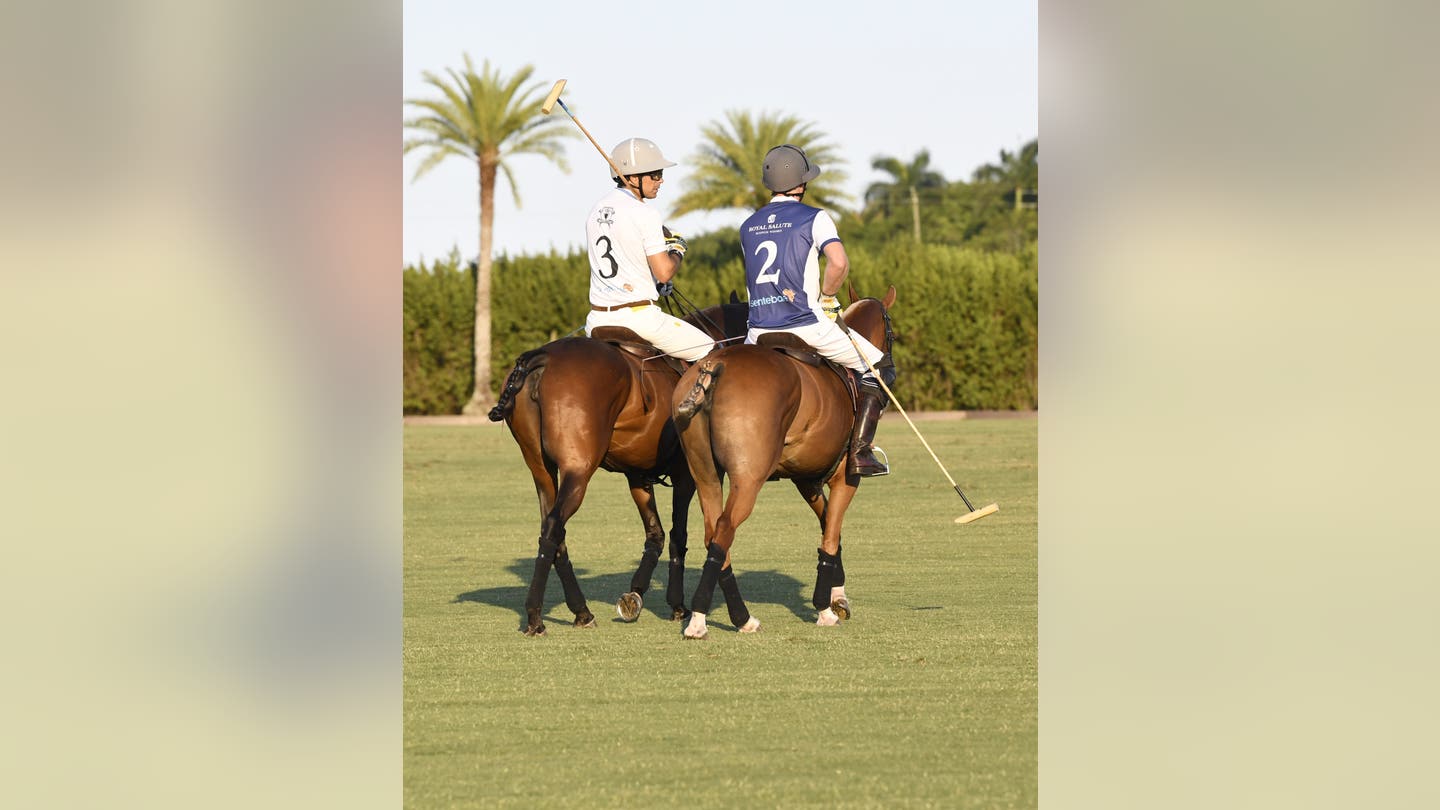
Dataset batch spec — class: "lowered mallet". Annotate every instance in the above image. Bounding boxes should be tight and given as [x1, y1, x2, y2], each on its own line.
[842, 328, 999, 525]
[541, 79, 641, 201]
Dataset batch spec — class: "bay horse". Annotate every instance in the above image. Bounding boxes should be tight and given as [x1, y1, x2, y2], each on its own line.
[669, 286, 896, 639]
[487, 301, 747, 636]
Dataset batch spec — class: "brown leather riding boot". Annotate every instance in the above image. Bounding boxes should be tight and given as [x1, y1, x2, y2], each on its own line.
[848, 388, 889, 477]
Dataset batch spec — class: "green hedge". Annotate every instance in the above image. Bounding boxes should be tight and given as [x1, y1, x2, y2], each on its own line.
[404, 240, 1036, 413]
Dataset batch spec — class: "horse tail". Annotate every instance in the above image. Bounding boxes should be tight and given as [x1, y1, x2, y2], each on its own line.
[674, 359, 724, 430]
[487, 348, 548, 422]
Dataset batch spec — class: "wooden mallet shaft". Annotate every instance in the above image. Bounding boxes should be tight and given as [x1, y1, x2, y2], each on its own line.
[842, 327, 999, 525]
[541, 79, 641, 202]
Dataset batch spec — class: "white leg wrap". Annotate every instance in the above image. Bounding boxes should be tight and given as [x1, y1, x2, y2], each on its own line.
[683, 611, 708, 639]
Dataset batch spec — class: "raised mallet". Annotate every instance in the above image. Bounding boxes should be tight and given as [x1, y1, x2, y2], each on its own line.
[842, 328, 999, 525]
[541, 79, 641, 201]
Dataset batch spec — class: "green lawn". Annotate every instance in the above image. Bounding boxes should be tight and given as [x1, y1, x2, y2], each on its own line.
[404, 417, 1037, 808]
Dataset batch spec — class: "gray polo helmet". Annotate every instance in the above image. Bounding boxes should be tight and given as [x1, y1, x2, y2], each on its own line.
[609, 137, 677, 179]
[762, 144, 822, 192]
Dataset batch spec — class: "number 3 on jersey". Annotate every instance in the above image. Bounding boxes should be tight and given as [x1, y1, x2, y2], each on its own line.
[594, 235, 618, 278]
[753, 239, 779, 285]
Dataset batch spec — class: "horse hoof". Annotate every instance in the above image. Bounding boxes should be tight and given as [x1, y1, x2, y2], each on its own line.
[830, 597, 851, 621]
[616, 592, 642, 622]
[523, 623, 547, 637]
[573, 612, 597, 629]
[682, 613, 708, 639]
[816, 608, 841, 627]
[670, 607, 690, 622]
[738, 617, 761, 634]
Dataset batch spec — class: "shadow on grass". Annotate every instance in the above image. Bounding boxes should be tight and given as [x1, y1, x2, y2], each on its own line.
[454, 558, 812, 630]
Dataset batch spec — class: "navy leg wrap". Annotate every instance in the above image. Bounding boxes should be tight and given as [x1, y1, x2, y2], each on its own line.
[690, 543, 727, 616]
[833, 544, 846, 587]
[525, 538, 559, 612]
[812, 548, 841, 610]
[551, 544, 588, 616]
[718, 568, 751, 628]
[629, 544, 662, 594]
[666, 533, 689, 610]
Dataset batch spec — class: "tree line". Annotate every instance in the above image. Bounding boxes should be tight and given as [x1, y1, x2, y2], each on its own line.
[405, 239, 1036, 415]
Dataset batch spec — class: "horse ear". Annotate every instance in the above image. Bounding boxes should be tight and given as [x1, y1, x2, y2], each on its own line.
[846, 280, 859, 303]
[729, 290, 740, 304]
[882, 285, 896, 309]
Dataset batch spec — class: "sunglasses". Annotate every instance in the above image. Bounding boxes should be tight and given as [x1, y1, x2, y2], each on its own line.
[642, 169, 664, 180]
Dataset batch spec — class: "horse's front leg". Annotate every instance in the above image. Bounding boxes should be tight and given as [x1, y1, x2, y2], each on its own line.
[813, 469, 860, 626]
[617, 474, 665, 622]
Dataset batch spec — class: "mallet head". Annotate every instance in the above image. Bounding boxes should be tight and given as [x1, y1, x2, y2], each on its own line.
[954, 503, 999, 525]
[541, 79, 567, 115]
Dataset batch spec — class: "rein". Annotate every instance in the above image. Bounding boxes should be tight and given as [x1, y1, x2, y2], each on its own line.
[660, 284, 726, 339]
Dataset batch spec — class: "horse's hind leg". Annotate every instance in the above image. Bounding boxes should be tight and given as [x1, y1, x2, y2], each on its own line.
[617, 475, 666, 622]
[524, 467, 599, 636]
[685, 475, 763, 639]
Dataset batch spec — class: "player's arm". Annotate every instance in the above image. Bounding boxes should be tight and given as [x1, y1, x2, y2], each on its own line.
[641, 215, 681, 283]
[821, 241, 849, 296]
[815, 210, 848, 296]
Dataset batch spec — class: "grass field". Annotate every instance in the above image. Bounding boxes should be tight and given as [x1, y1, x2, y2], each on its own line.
[404, 417, 1037, 808]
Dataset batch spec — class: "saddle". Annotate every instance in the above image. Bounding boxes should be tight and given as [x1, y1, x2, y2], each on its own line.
[754, 332, 861, 406]
[590, 327, 688, 413]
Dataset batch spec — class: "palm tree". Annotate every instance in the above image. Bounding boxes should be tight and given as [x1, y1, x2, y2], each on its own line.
[972, 139, 1038, 207]
[670, 110, 848, 217]
[865, 150, 947, 244]
[404, 55, 575, 413]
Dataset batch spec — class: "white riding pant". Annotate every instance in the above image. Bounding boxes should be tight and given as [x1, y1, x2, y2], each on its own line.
[747, 314, 884, 374]
[586, 303, 717, 362]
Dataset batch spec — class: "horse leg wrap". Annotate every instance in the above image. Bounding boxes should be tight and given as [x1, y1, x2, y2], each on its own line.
[629, 543, 662, 595]
[812, 548, 842, 610]
[718, 567, 751, 628]
[525, 537, 559, 612]
[833, 543, 846, 587]
[665, 535, 688, 611]
[551, 544, 589, 618]
[690, 543, 727, 616]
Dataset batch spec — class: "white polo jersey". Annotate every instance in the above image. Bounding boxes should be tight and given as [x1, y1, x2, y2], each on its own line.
[586, 188, 666, 307]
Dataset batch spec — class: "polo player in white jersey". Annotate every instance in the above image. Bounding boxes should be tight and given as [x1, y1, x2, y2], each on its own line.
[584, 137, 716, 362]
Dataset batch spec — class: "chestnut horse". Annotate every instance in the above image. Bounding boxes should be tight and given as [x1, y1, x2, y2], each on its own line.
[488, 302, 747, 636]
[670, 287, 896, 639]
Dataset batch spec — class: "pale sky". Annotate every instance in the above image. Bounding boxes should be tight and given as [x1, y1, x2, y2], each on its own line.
[403, 0, 1037, 265]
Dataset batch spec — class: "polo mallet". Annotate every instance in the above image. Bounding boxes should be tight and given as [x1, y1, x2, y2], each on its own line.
[842, 328, 999, 524]
[541, 79, 641, 202]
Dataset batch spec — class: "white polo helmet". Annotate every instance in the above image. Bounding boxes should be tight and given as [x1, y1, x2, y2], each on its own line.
[609, 137, 677, 179]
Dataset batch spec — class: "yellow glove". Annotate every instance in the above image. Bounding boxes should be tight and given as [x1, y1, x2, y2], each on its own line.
[664, 230, 688, 258]
[820, 294, 840, 321]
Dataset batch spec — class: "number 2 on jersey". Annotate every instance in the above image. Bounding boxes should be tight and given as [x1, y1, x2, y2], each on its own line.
[594, 235, 618, 278]
[753, 239, 780, 285]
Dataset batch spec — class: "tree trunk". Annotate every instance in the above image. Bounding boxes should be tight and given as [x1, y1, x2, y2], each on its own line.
[461, 152, 498, 414]
[909, 185, 922, 244]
